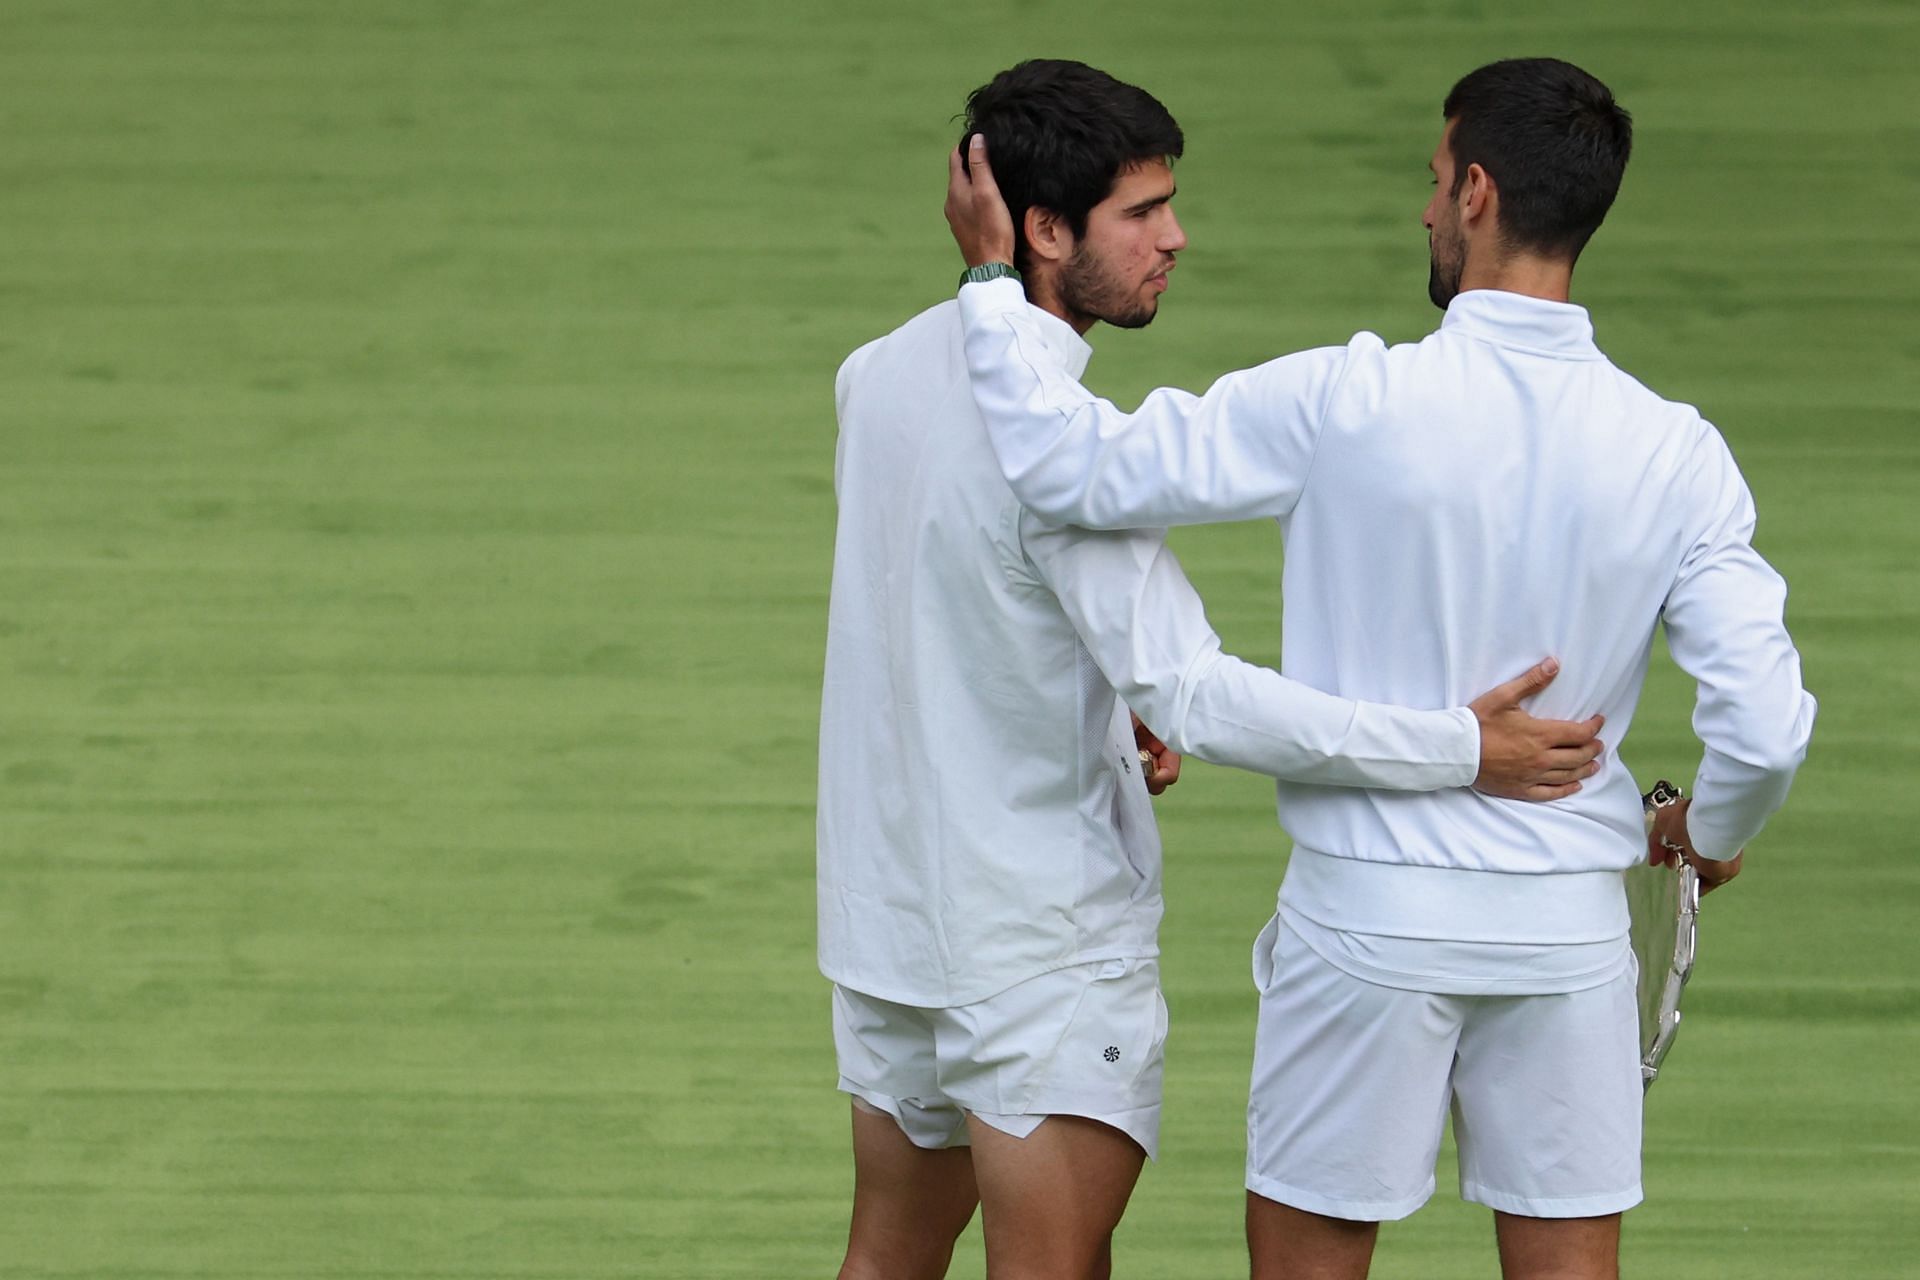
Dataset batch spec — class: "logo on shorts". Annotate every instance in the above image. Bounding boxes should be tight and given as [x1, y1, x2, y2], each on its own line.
[1103, 1045, 1120, 1063]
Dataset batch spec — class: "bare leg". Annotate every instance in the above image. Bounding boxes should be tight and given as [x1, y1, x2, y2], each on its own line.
[1493, 1212, 1620, 1280]
[1246, 1193, 1379, 1280]
[968, 1114, 1145, 1280]
[838, 1102, 979, 1280]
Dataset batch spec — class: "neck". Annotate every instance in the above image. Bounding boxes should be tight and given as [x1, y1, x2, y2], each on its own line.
[1022, 272, 1096, 335]
[1457, 245, 1575, 304]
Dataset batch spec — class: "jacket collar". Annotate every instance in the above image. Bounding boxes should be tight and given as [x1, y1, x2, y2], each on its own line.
[1024, 302, 1095, 379]
[1439, 289, 1602, 360]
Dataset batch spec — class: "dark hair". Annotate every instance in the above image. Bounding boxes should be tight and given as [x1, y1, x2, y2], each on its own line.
[1442, 58, 1632, 260]
[962, 60, 1183, 273]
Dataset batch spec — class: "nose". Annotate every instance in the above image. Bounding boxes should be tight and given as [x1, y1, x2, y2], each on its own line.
[1162, 209, 1188, 254]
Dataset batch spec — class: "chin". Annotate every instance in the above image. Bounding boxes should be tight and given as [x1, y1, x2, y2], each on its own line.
[1104, 300, 1160, 331]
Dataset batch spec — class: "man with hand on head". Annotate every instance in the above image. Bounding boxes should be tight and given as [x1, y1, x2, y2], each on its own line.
[821, 59, 1607, 1280]
[946, 56, 1813, 1280]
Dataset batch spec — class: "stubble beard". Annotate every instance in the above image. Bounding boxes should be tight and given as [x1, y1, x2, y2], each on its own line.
[1427, 229, 1464, 310]
[1060, 244, 1159, 330]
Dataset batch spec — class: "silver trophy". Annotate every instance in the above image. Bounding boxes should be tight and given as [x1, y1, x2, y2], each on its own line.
[1626, 779, 1698, 1090]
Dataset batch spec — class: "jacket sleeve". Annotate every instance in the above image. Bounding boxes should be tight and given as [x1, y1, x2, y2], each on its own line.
[1021, 514, 1479, 790]
[1662, 423, 1817, 859]
[959, 277, 1350, 529]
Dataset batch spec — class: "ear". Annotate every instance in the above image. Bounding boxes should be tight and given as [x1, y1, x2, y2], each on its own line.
[1024, 205, 1074, 264]
[1460, 162, 1497, 227]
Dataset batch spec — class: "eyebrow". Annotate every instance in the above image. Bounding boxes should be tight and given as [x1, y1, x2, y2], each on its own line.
[1123, 187, 1177, 215]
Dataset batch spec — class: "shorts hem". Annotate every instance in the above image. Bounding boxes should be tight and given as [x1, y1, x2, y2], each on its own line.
[1461, 1180, 1643, 1218]
[1245, 1171, 1433, 1223]
[1022, 1102, 1160, 1162]
[839, 1080, 1161, 1161]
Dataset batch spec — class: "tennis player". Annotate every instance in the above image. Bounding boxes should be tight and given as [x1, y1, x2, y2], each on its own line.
[946, 57, 1814, 1280]
[822, 60, 1609, 1280]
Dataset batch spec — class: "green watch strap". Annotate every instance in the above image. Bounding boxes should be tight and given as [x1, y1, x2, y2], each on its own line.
[958, 262, 1020, 289]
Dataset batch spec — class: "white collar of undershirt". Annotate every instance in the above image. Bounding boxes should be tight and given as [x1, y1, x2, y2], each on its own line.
[1020, 300, 1096, 379]
[1439, 289, 1603, 360]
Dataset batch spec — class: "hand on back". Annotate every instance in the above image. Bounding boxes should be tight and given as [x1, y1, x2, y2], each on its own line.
[1470, 658, 1605, 801]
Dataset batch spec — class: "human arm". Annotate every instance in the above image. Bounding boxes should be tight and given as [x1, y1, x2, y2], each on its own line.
[946, 136, 1345, 529]
[1024, 517, 1602, 794]
[1660, 428, 1818, 859]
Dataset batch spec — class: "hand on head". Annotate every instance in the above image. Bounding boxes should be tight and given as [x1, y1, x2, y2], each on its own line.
[946, 135, 1017, 269]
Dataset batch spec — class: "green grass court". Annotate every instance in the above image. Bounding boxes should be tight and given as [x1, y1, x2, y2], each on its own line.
[2, 1, 1915, 1275]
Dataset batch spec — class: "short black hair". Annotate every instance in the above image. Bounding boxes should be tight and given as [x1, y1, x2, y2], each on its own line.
[962, 60, 1183, 274]
[1442, 58, 1633, 261]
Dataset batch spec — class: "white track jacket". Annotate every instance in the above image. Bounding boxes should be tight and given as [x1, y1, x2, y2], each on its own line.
[957, 279, 1815, 950]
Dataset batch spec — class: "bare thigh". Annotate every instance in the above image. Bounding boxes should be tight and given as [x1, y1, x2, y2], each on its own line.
[1243, 1198, 1621, 1280]
[1493, 1210, 1620, 1280]
[1246, 1193, 1380, 1280]
[968, 1114, 1145, 1280]
[838, 1102, 979, 1280]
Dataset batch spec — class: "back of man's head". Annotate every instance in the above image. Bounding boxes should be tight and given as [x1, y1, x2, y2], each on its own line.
[962, 60, 1184, 274]
[1443, 58, 1633, 262]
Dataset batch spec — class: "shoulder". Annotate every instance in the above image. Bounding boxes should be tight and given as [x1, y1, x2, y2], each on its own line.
[1582, 359, 1756, 523]
[865, 297, 961, 356]
[1596, 361, 1734, 463]
[1233, 337, 1373, 386]
[1256, 329, 1389, 416]
[835, 335, 883, 399]
[1600, 354, 1701, 415]
[836, 299, 961, 407]
[840, 301, 960, 376]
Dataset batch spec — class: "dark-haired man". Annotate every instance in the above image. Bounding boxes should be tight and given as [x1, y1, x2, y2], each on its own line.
[946, 56, 1814, 1280]
[822, 59, 1606, 1280]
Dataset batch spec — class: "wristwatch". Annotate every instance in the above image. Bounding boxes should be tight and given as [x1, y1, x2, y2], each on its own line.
[1643, 779, 1684, 849]
[959, 262, 1020, 289]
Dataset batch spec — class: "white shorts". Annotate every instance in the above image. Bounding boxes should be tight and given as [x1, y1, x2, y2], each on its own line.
[832, 956, 1167, 1160]
[1247, 916, 1643, 1221]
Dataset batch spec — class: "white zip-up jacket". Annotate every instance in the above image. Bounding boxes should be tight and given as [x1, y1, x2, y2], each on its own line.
[958, 279, 1815, 947]
[819, 298, 1488, 1006]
